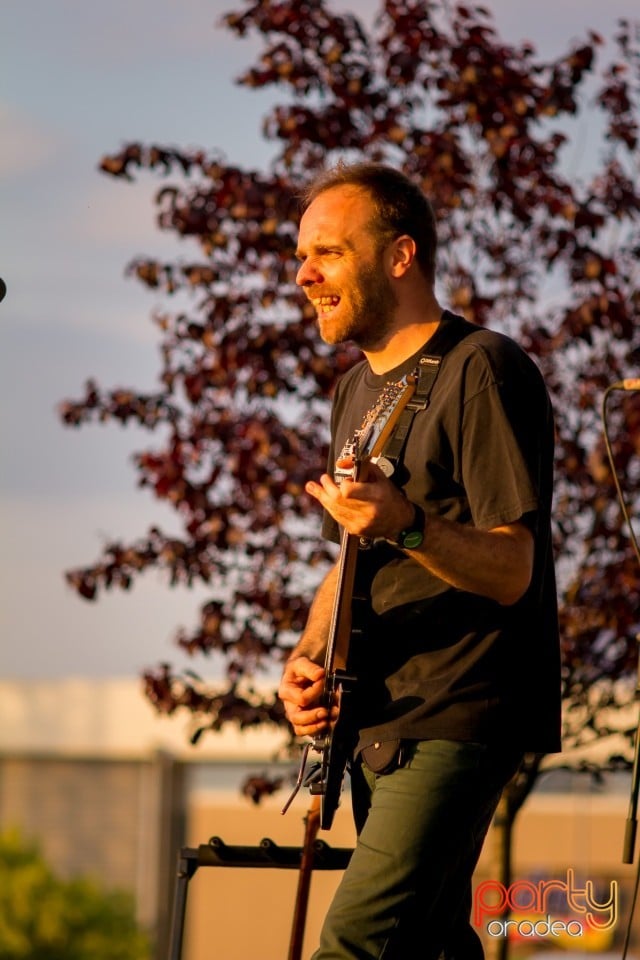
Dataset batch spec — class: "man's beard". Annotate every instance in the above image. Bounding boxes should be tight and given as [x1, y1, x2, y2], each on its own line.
[319, 260, 398, 351]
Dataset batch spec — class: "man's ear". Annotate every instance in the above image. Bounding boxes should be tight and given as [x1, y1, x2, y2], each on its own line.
[388, 234, 416, 278]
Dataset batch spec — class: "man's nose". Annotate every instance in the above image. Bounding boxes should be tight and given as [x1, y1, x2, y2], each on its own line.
[296, 259, 322, 287]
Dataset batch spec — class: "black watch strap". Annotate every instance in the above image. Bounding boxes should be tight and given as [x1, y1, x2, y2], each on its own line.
[387, 502, 425, 550]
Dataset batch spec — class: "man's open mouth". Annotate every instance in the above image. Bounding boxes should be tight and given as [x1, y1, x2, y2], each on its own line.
[311, 295, 341, 314]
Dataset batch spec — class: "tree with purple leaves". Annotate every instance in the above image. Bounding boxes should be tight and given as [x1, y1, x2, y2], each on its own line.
[61, 1, 639, 838]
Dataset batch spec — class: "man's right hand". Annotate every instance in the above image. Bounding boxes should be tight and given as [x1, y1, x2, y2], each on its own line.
[278, 656, 333, 737]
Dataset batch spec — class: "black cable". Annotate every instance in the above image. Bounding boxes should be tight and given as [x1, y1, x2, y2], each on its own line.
[602, 385, 640, 567]
[602, 383, 640, 958]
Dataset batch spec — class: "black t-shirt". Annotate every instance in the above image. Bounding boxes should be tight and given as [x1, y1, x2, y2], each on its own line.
[324, 312, 561, 754]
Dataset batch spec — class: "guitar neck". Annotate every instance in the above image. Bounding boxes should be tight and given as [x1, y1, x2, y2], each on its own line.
[321, 371, 417, 679]
[324, 527, 360, 675]
[303, 373, 419, 830]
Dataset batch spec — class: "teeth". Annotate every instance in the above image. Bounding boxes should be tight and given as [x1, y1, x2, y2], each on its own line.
[311, 296, 340, 314]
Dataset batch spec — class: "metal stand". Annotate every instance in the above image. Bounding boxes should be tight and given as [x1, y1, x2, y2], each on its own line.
[167, 836, 352, 960]
[623, 635, 640, 864]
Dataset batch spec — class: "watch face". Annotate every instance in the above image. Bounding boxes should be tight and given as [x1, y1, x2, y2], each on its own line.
[402, 530, 423, 549]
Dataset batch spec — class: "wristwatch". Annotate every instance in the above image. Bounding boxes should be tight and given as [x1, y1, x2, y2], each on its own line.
[387, 501, 425, 550]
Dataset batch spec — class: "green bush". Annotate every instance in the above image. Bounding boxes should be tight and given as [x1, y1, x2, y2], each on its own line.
[0, 829, 149, 960]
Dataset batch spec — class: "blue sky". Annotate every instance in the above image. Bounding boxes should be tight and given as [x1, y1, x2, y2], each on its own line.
[1, 0, 637, 680]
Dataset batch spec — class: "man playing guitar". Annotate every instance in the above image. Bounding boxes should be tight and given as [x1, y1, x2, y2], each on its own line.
[278, 162, 560, 959]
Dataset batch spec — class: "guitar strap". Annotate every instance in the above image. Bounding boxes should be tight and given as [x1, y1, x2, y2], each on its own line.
[376, 354, 441, 475]
[377, 313, 475, 475]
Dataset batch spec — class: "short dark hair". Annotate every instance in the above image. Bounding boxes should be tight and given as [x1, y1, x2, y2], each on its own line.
[301, 161, 437, 283]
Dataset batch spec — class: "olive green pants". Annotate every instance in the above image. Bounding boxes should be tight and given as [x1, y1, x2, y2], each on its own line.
[313, 739, 521, 960]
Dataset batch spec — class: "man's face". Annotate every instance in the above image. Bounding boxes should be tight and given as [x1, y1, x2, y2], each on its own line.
[295, 185, 397, 350]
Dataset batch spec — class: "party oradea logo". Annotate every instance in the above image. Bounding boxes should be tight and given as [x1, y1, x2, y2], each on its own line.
[474, 869, 617, 947]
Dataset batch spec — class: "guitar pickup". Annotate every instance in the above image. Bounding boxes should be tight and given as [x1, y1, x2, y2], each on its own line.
[332, 670, 358, 690]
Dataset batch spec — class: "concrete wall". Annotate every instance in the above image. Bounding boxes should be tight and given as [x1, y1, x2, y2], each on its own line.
[179, 784, 638, 959]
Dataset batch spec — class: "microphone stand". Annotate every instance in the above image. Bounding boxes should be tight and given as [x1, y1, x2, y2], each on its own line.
[623, 635, 640, 864]
[602, 383, 640, 863]
[601, 381, 640, 957]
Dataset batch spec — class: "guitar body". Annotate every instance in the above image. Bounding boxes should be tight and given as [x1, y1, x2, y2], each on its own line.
[311, 668, 356, 830]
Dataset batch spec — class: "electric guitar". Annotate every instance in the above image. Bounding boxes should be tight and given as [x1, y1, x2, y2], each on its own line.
[283, 372, 418, 830]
